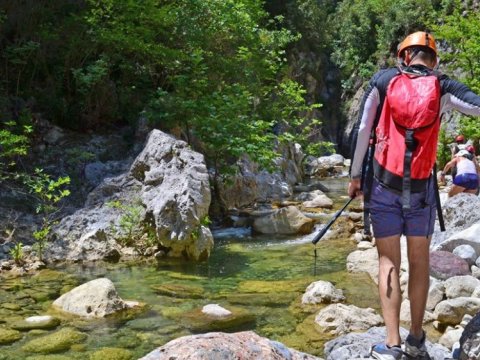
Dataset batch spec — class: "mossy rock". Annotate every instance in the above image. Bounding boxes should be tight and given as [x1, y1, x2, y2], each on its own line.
[2, 303, 22, 311]
[32, 270, 66, 283]
[181, 305, 255, 332]
[126, 316, 172, 331]
[237, 279, 310, 294]
[151, 283, 204, 299]
[0, 327, 23, 345]
[89, 348, 133, 360]
[222, 292, 297, 306]
[22, 327, 88, 354]
[26, 355, 73, 360]
[11, 316, 61, 331]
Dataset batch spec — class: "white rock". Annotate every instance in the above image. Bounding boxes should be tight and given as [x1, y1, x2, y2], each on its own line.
[453, 244, 477, 266]
[201, 304, 232, 318]
[439, 326, 463, 349]
[444, 275, 480, 298]
[52, 278, 132, 318]
[302, 281, 345, 305]
[434, 297, 480, 325]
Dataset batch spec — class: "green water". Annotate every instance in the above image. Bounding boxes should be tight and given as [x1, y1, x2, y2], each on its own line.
[0, 180, 380, 359]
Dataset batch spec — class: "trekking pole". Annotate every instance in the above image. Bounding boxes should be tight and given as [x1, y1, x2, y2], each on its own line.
[312, 197, 354, 246]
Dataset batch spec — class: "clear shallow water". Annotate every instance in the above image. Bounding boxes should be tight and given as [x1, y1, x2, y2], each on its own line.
[0, 178, 380, 359]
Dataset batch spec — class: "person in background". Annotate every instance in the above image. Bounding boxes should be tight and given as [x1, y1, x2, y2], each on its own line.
[349, 31, 480, 360]
[450, 134, 473, 157]
[440, 149, 479, 196]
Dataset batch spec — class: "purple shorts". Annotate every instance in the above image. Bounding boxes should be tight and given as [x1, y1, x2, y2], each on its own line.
[368, 179, 436, 238]
[453, 173, 479, 190]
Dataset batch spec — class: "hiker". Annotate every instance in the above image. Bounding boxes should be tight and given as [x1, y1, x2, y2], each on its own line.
[450, 134, 473, 157]
[441, 150, 479, 196]
[348, 31, 480, 360]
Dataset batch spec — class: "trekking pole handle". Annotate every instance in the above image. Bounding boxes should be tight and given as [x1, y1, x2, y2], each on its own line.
[311, 197, 354, 245]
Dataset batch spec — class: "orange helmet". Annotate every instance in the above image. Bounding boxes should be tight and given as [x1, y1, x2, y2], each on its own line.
[397, 31, 437, 58]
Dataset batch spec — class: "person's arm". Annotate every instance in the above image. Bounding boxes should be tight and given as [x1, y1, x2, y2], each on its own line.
[348, 80, 380, 198]
[440, 158, 457, 182]
[441, 77, 480, 115]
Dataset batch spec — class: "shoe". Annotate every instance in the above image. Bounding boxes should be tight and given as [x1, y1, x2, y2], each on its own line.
[404, 332, 431, 359]
[371, 343, 404, 360]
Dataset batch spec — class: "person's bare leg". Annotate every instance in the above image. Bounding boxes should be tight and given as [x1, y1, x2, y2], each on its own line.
[407, 235, 431, 338]
[448, 184, 465, 197]
[465, 189, 478, 194]
[376, 235, 402, 346]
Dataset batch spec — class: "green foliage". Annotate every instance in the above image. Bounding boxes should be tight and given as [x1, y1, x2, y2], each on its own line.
[0, 120, 33, 173]
[24, 169, 71, 261]
[9, 242, 24, 265]
[107, 199, 155, 254]
[459, 116, 480, 147]
[433, 3, 480, 93]
[330, 0, 438, 89]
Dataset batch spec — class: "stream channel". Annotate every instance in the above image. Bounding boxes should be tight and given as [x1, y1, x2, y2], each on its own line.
[0, 178, 379, 359]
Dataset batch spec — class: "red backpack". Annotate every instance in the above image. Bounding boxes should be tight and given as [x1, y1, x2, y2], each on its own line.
[373, 71, 441, 208]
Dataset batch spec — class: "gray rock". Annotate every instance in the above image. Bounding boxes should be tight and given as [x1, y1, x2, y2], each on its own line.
[445, 276, 480, 299]
[253, 206, 314, 235]
[302, 281, 345, 305]
[52, 278, 138, 318]
[453, 244, 477, 266]
[431, 194, 480, 249]
[430, 250, 470, 280]
[434, 297, 480, 325]
[324, 326, 450, 360]
[47, 130, 213, 261]
[139, 331, 322, 360]
[315, 303, 383, 335]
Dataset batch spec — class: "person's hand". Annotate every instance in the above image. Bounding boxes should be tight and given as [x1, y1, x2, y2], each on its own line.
[348, 178, 363, 199]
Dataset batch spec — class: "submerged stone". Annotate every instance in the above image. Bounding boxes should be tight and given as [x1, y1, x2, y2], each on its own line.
[22, 327, 88, 353]
[25, 356, 73, 360]
[237, 279, 309, 294]
[11, 315, 60, 331]
[89, 347, 133, 360]
[0, 327, 23, 344]
[180, 305, 255, 332]
[151, 283, 204, 299]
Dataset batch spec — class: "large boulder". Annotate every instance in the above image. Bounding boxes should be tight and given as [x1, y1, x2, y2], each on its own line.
[47, 130, 213, 261]
[431, 194, 480, 250]
[314, 303, 383, 335]
[139, 331, 322, 360]
[302, 280, 345, 305]
[52, 278, 139, 318]
[434, 297, 480, 325]
[253, 206, 314, 235]
[434, 223, 480, 256]
[324, 326, 450, 360]
[219, 143, 305, 209]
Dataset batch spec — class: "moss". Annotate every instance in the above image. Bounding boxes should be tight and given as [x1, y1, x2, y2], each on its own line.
[237, 279, 310, 294]
[11, 316, 60, 331]
[2, 303, 22, 311]
[0, 328, 23, 345]
[22, 327, 87, 354]
[89, 347, 133, 360]
[26, 355, 73, 360]
[151, 283, 204, 299]
[32, 270, 66, 283]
